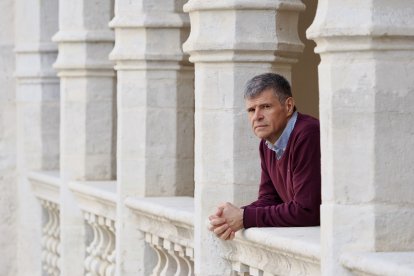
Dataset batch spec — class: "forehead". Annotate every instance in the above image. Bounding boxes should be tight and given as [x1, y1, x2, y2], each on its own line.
[245, 89, 280, 107]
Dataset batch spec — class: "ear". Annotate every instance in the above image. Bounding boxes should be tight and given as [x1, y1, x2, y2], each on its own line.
[284, 97, 295, 116]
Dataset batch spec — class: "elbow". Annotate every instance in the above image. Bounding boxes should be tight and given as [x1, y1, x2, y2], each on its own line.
[299, 205, 320, 226]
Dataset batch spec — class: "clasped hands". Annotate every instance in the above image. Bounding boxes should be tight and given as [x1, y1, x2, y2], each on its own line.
[208, 202, 244, 240]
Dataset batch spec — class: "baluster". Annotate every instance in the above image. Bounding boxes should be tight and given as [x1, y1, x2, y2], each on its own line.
[146, 234, 167, 276]
[185, 247, 194, 262]
[232, 262, 250, 276]
[249, 267, 264, 276]
[49, 205, 60, 276]
[92, 217, 106, 274]
[85, 213, 98, 275]
[105, 219, 116, 276]
[84, 212, 116, 276]
[174, 243, 194, 276]
[40, 200, 61, 276]
[161, 239, 179, 276]
[96, 217, 108, 275]
[166, 243, 186, 276]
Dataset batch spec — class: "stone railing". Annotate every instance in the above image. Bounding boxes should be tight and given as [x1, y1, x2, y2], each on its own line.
[224, 227, 321, 276]
[69, 181, 117, 276]
[29, 171, 61, 276]
[125, 197, 194, 276]
[341, 251, 414, 276]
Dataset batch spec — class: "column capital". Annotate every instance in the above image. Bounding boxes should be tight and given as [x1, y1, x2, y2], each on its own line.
[109, 2, 190, 69]
[183, 0, 305, 63]
[307, 0, 414, 53]
[183, 0, 305, 12]
[52, 0, 115, 77]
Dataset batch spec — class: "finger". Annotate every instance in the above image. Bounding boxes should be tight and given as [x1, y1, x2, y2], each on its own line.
[208, 221, 224, 231]
[210, 217, 226, 226]
[213, 224, 229, 236]
[228, 231, 235, 240]
[215, 207, 224, 216]
[219, 227, 233, 240]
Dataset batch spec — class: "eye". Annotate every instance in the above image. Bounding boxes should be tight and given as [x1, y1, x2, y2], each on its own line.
[247, 108, 255, 113]
[263, 104, 271, 109]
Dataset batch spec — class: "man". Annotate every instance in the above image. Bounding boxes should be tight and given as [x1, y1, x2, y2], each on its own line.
[208, 73, 321, 240]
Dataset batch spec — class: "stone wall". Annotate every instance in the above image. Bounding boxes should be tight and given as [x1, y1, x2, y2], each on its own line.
[0, 0, 16, 275]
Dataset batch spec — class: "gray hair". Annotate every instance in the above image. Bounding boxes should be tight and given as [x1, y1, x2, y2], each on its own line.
[244, 73, 293, 103]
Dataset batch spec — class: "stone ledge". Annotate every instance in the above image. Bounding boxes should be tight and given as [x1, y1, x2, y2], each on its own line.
[68, 181, 117, 220]
[225, 227, 321, 275]
[29, 170, 61, 204]
[125, 196, 194, 227]
[125, 197, 194, 248]
[341, 251, 414, 276]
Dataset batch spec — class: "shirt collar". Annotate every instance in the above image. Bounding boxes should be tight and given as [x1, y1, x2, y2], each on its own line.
[265, 111, 298, 159]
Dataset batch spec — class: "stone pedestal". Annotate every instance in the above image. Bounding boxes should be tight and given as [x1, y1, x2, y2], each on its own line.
[109, 0, 194, 274]
[183, 0, 305, 274]
[307, 1, 414, 275]
[14, 0, 59, 274]
[53, 0, 115, 274]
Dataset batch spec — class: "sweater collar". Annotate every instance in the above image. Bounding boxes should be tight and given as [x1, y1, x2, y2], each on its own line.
[265, 111, 298, 159]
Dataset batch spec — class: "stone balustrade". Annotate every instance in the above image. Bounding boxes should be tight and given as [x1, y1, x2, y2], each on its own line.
[39, 200, 60, 276]
[69, 181, 117, 276]
[124, 197, 194, 276]
[28, 171, 61, 276]
[341, 251, 414, 276]
[225, 227, 320, 276]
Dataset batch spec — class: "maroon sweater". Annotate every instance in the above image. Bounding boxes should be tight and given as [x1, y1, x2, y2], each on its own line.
[243, 113, 321, 228]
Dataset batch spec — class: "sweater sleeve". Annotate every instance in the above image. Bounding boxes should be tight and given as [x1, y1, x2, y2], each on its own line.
[243, 130, 321, 228]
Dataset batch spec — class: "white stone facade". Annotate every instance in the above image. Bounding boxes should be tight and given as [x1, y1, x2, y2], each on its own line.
[1, 0, 413, 275]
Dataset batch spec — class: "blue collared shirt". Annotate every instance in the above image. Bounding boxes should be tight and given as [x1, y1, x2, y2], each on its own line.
[265, 111, 298, 160]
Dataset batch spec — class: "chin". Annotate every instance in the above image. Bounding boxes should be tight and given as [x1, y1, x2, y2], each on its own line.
[254, 133, 267, 140]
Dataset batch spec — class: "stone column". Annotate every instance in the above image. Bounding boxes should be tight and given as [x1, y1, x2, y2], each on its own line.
[14, 0, 59, 274]
[0, 0, 16, 275]
[307, 1, 414, 275]
[183, 0, 305, 274]
[53, 0, 115, 274]
[109, 0, 194, 274]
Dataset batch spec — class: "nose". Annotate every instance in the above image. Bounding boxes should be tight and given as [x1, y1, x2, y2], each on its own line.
[252, 108, 263, 122]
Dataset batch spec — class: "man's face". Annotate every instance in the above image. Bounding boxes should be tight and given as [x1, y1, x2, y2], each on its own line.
[245, 89, 292, 144]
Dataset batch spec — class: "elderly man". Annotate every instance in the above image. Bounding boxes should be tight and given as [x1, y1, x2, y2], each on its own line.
[209, 73, 321, 240]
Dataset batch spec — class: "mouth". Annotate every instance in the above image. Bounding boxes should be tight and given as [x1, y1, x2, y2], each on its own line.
[254, 125, 267, 130]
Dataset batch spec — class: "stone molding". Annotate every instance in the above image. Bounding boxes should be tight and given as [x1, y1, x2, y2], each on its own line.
[225, 227, 320, 276]
[29, 171, 61, 204]
[307, 1, 414, 54]
[183, 0, 305, 12]
[125, 196, 194, 241]
[14, 41, 59, 82]
[125, 197, 194, 275]
[109, 5, 190, 67]
[341, 251, 414, 276]
[68, 181, 117, 220]
[183, 0, 305, 63]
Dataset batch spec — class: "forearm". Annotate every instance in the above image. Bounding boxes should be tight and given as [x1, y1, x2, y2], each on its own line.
[243, 200, 320, 228]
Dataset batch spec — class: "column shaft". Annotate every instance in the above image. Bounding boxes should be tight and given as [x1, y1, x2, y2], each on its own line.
[110, 0, 194, 274]
[308, 1, 414, 274]
[14, 0, 59, 274]
[183, 0, 305, 274]
[0, 0, 17, 274]
[54, 0, 116, 274]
